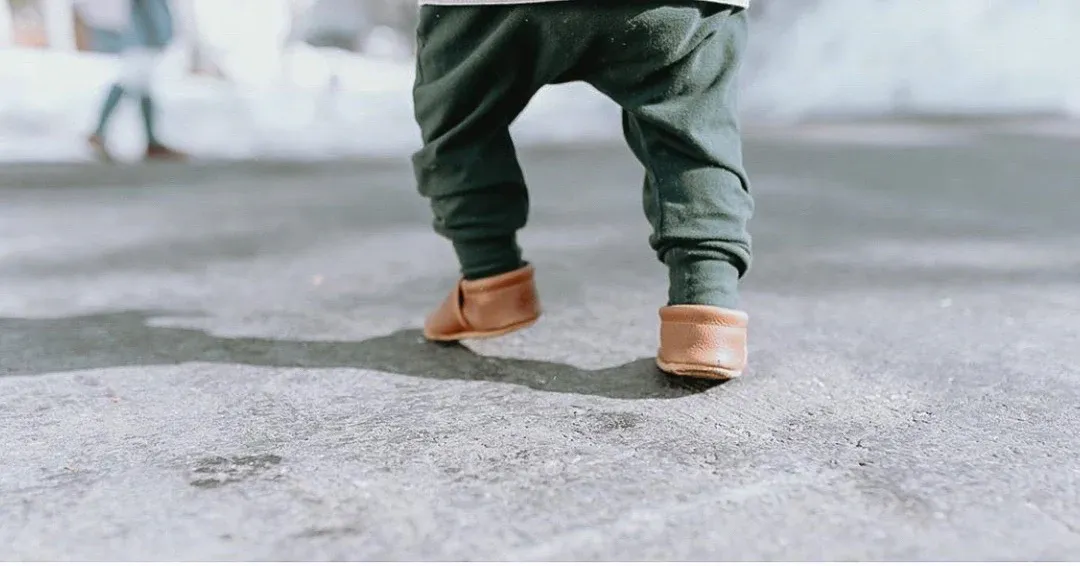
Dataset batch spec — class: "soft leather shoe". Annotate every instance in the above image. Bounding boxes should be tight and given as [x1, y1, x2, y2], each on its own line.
[656, 305, 748, 379]
[423, 265, 541, 342]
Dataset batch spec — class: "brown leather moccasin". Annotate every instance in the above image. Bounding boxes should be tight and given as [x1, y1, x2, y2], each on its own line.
[656, 305, 749, 380]
[423, 265, 541, 342]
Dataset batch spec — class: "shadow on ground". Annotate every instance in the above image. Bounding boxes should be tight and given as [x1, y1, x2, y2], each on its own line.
[0, 310, 722, 400]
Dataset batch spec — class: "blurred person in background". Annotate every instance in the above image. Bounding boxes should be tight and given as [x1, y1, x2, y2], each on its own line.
[413, 0, 754, 380]
[79, 0, 186, 162]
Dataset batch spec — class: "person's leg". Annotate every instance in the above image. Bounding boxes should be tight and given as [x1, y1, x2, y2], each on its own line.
[584, 3, 752, 378]
[140, 92, 184, 158]
[117, 47, 156, 142]
[92, 83, 126, 139]
[412, 5, 543, 281]
[88, 82, 126, 161]
[587, 4, 752, 309]
[138, 93, 160, 147]
[117, 46, 180, 158]
[414, 4, 583, 341]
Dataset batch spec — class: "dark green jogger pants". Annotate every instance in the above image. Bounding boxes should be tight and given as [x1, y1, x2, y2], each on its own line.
[412, 1, 753, 308]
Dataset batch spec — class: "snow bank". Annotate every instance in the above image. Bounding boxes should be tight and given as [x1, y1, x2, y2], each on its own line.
[0, 46, 618, 163]
[745, 0, 1080, 119]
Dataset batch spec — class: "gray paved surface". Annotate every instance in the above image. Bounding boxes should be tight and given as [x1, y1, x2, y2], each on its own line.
[2, 121, 1079, 560]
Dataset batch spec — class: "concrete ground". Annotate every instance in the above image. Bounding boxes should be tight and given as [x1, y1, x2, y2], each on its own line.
[1, 119, 1079, 560]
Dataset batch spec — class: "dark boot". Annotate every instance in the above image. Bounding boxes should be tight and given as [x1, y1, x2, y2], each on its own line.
[145, 142, 187, 161]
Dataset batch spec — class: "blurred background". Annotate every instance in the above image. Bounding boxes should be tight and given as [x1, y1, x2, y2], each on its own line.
[1, 0, 1078, 162]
